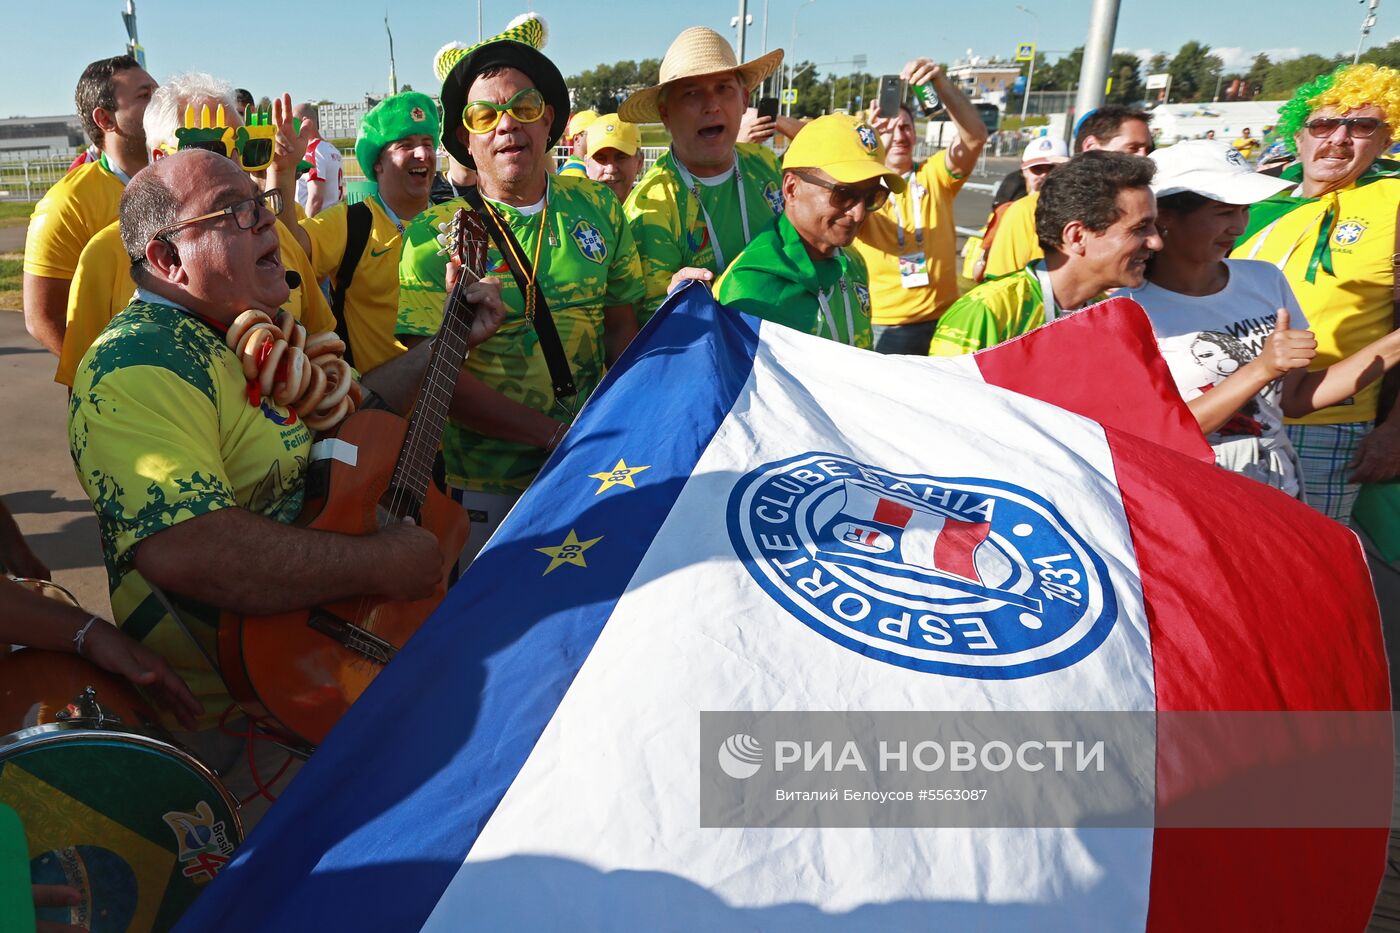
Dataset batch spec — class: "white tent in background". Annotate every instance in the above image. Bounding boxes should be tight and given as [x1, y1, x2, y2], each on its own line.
[1147, 100, 1285, 144]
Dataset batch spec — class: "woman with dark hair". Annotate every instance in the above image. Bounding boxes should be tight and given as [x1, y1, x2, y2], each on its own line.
[1127, 139, 1400, 499]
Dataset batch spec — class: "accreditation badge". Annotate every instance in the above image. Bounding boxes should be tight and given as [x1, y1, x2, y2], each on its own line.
[899, 252, 930, 288]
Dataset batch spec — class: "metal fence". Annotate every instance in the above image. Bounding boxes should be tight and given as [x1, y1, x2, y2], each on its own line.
[2, 140, 999, 204]
[0, 156, 73, 201]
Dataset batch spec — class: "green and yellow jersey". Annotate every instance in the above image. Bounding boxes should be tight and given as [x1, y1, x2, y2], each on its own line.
[68, 297, 312, 729]
[398, 174, 644, 494]
[624, 143, 783, 324]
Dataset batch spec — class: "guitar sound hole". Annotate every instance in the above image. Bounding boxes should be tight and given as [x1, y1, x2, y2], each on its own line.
[378, 485, 423, 525]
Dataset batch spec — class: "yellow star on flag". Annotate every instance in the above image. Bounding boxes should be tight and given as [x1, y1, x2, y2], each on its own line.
[536, 529, 604, 575]
[588, 459, 651, 495]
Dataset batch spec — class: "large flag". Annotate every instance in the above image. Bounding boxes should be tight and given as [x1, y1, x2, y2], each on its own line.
[178, 288, 1390, 932]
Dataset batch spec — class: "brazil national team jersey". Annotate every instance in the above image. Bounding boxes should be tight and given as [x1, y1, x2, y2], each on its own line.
[1234, 166, 1400, 424]
[301, 196, 408, 374]
[929, 265, 1046, 355]
[24, 157, 125, 281]
[625, 143, 783, 323]
[398, 174, 644, 494]
[69, 298, 312, 729]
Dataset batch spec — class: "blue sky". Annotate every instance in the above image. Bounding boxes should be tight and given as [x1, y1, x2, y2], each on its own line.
[2, 0, 1383, 118]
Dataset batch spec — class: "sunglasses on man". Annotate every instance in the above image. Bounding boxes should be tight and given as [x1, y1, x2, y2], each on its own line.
[790, 169, 892, 212]
[1303, 116, 1387, 139]
[462, 87, 547, 135]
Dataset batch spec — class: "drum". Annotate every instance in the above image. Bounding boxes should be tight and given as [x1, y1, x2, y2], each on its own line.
[0, 649, 242, 933]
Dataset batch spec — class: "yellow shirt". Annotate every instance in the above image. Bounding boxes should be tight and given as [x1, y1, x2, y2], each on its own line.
[1234, 177, 1400, 424]
[851, 152, 967, 325]
[983, 190, 1043, 279]
[23, 159, 125, 280]
[300, 197, 408, 374]
[55, 219, 334, 387]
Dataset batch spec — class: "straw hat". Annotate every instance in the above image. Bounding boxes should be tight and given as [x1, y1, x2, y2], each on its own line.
[618, 27, 783, 124]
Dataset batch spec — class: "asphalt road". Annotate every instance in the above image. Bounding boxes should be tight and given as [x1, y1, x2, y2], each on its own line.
[0, 311, 110, 615]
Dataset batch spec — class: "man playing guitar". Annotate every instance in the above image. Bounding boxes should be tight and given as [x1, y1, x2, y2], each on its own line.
[66, 149, 505, 826]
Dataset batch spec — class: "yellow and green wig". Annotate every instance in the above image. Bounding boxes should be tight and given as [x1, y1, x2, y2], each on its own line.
[1276, 62, 1400, 152]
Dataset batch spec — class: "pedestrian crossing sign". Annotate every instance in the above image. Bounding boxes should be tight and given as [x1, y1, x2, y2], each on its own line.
[782, 88, 798, 105]
[1016, 43, 1035, 61]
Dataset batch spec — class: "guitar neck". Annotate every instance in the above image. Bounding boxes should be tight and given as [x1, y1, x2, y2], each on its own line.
[388, 273, 479, 513]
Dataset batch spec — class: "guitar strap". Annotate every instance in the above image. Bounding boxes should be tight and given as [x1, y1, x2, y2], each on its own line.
[458, 184, 577, 402]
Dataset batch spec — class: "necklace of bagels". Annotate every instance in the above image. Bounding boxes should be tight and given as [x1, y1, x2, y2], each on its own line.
[225, 309, 362, 432]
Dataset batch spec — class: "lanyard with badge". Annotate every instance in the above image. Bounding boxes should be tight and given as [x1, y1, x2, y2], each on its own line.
[672, 151, 752, 269]
[375, 194, 405, 234]
[1033, 262, 1063, 326]
[891, 167, 929, 288]
[815, 254, 862, 346]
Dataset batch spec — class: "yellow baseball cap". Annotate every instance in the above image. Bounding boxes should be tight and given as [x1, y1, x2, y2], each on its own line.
[565, 109, 600, 140]
[783, 114, 906, 193]
[584, 114, 641, 158]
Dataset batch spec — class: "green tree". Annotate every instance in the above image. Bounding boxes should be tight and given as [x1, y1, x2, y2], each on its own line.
[1260, 53, 1343, 98]
[1168, 41, 1224, 101]
[1241, 54, 1271, 99]
[568, 58, 661, 113]
[1106, 52, 1144, 103]
[782, 61, 827, 118]
[1361, 38, 1400, 69]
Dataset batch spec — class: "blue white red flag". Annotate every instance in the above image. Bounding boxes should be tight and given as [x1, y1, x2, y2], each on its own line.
[178, 287, 1390, 932]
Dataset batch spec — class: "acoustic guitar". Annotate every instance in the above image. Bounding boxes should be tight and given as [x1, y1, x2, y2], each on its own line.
[219, 209, 488, 747]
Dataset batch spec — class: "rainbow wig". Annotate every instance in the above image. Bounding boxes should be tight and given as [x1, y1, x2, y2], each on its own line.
[1276, 63, 1400, 152]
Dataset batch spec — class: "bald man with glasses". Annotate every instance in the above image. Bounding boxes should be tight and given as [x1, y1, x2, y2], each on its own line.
[66, 150, 505, 822]
[714, 115, 904, 348]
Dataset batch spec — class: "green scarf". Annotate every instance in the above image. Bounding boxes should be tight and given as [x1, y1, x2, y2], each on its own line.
[1239, 158, 1400, 284]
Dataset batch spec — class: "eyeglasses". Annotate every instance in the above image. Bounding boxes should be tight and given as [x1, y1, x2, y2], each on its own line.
[462, 87, 547, 135]
[790, 169, 891, 212]
[1025, 163, 1056, 176]
[1303, 117, 1387, 139]
[153, 188, 282, 241]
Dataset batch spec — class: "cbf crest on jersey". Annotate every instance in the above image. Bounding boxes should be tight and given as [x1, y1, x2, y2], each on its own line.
[728, 454, 1117, 679]
[763, 180, 783, 215]
[1334, 220, 1366, 246]
[570, 219, 608, 263]
[853, 282, 871, 315]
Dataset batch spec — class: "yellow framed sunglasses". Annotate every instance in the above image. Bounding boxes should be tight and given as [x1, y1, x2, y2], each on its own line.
[462, 87, 546, 135]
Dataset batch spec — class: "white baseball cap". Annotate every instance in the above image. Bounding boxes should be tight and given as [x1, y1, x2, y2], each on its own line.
[1150, 139, 1291, 204]
[1022, 135, 1070, 166]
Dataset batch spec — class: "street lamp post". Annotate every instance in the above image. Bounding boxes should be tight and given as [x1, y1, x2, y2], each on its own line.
[1017, 5, 1040, 124]
[1355, 0, 1380, 63]
[786, 0, 817, 117]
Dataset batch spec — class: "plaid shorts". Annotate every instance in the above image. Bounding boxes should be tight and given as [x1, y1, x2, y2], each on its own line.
[1285, 422, 1371, 524]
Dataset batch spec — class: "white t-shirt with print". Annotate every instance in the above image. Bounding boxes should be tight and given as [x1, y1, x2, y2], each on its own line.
[1126, 259, 1309, 496]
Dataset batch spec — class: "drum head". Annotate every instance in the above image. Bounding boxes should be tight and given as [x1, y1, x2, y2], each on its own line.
[1, 731, 242, 933]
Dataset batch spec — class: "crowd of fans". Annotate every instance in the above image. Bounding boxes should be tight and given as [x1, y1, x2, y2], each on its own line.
[6, 13, 1400, 928]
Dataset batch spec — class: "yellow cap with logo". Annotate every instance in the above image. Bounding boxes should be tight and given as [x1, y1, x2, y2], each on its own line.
[584, 114, 641, 158]
[783, 114, 906, 193]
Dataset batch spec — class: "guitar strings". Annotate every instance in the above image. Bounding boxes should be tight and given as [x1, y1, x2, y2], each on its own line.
[352, 216, 486, 641]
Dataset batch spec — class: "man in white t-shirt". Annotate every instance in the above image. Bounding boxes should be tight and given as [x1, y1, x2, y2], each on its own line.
[294, 103, 344, 216]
